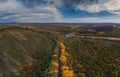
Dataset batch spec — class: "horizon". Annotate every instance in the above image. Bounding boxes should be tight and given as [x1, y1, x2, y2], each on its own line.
[1, 22, 120, 24]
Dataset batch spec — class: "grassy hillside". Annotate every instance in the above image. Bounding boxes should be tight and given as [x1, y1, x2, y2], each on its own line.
[0, 26, 56, 77]
[64, 38, 120, 77]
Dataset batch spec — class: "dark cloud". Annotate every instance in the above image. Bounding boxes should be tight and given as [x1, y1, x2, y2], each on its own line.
[0, 0, 7, 2]
[63, 0, 99, 5]
[19, 0, 55, 8]
[19, 0, 44, 7]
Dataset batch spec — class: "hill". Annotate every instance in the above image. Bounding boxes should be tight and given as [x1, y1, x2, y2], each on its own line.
[0, 26, 56, 77]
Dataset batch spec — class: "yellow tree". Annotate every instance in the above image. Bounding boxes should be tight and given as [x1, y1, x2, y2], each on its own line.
[60, 55, 67, 64]
[52, 61, 59, 67]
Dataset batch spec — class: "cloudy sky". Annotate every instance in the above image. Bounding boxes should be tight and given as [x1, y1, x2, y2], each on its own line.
[0, 0, 120, 23]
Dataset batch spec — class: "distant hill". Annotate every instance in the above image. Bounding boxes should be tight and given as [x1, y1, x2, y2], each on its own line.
[92, 25, 113, 31]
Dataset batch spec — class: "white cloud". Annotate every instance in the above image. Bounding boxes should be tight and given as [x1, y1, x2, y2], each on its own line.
[0, 0, 21, 13]
[0, 0, 62, 22]
[52, 16, 120, 23]
[76, 0, 120, 15]
[1, 0, 120, 23]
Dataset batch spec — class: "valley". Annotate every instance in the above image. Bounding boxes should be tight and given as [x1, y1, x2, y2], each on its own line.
[0, 24, 120, 77]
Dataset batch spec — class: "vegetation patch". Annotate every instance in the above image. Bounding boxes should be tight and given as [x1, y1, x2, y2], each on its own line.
[64, 38, 120, 77]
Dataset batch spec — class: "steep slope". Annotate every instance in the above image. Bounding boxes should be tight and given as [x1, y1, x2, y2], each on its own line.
[0, 27, 56, 77]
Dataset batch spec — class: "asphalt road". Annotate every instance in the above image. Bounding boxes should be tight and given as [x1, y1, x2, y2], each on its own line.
[58, 45, 62, 77]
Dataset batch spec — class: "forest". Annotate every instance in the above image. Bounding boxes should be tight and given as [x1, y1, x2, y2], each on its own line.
[64, 38, 120, 77]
